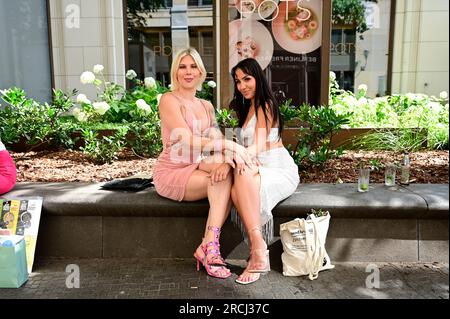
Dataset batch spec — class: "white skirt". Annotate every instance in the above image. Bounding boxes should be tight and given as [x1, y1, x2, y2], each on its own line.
[231, 147, 300, 244]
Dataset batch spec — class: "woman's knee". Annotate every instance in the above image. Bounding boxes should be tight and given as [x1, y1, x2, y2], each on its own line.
[233, 168, 256, 182]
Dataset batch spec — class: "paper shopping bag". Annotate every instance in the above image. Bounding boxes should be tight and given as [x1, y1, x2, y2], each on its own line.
[0, 235, 29, 288]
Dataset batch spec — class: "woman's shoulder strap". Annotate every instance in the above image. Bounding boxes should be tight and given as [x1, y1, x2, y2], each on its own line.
[199, 98, 215, 126]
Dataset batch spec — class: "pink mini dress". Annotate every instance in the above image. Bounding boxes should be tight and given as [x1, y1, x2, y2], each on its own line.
[0, 149, 17, 195]
[153, 93, 213, 201]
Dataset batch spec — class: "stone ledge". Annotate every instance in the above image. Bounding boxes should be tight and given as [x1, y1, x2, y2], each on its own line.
[5, 183, 447, 262]
[6, 182, 449, 219]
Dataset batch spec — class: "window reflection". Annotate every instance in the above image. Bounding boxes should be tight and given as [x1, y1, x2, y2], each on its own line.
[0, 0, 51, 103]
[126, 0, 214, 88]
[330, 0, 392, 97]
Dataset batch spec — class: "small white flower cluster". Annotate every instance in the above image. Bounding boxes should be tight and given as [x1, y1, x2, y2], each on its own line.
[329, 71, 336, 82]
[144, 77, 156, 89]
[80, 64, 105, 85]
[136, 99, 151, 113]
[75, 64, 113, 121]
[126, 69, 137, 80]
[72, 107, 88, 122]
[80, 71, 96, 85]
[358, 84, 368, 92]
[92, 101, 110, 115]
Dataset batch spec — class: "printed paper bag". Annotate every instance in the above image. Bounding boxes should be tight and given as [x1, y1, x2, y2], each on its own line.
[0, 235, 29, 288]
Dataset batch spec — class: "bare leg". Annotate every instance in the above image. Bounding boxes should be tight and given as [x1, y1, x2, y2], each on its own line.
[232, 168, 268, 283]
[184, 154, 232, 242]
[184, 154, 233, 278]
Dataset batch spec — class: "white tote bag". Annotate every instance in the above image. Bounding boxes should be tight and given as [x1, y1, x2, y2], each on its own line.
[280, 212, 334, 280]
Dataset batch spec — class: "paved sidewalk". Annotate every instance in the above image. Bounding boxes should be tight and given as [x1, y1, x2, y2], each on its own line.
[0, 258, 448, 299]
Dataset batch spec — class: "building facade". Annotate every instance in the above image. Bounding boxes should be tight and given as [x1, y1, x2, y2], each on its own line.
[0, 0, 448, 105]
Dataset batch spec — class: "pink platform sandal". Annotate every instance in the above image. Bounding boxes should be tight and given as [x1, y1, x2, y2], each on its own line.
[193, 226, 231, 279]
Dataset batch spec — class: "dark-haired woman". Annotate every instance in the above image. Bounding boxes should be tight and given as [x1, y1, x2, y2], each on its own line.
[0, 139, 17, 195]
[230, 58, 299, 285]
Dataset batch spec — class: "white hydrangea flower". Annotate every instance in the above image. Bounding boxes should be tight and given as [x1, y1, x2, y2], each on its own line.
[357, 97, 368, 107]
[429, 102, 442, 113]
[329, 71, 336, 82]
[93, 64, 104, 74]
[358, 84, 368, 92]
[126, 69, 137, 80]
[343, 95, 357, 106]
[136, 99, 151, 113]
[92, 101, 110, 115]
[406, 93, 417, 100]
[207, 80, 217, 88]
[72, 107, 81, 117]
[75, 110, 88, 122]
[439, 91, 448, 99]
[80, 71, 96, 84]
[76, 94, 90, 104]
[144, 77, 157, 89]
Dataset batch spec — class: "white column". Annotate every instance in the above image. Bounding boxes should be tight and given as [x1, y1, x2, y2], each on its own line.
[171, 0, 189, 56]
[48, 0, 126, 101]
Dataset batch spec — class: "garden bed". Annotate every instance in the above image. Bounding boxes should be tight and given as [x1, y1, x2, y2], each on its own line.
[10, 150, 449, 184]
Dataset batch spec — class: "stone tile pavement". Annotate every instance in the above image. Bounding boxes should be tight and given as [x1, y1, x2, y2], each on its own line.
[0, 258, 448, 300]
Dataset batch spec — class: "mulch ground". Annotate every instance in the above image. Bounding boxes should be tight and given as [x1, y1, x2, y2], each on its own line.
[10, 149, 449, 184]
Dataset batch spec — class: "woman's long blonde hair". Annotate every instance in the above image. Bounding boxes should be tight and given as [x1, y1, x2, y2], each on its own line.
[170, 47, 207, 91]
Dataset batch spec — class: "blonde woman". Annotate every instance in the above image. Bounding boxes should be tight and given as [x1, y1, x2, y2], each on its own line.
[153, 48, 254, 279]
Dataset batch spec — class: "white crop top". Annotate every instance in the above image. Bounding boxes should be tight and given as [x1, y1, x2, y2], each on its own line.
[239, 114, 280, 147]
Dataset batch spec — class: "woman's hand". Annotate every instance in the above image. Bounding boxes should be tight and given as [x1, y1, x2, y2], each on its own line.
[209, 164, 231, 185]
[233, 143, 255, 174]
[246, 144, 261, 167]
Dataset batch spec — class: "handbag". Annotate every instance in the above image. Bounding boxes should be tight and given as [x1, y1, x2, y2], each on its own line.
[101, 178, 154, 192]
[0, 235, 29, 288]
[280, 211, 334, 280]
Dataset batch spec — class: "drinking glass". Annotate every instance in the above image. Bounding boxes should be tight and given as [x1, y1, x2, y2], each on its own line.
[358, 168, 370, 192]
[385, 164, 396, 186]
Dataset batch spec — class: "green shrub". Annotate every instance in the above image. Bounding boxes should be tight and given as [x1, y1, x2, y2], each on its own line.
[80, 127, 128, 164]
[290, 104, 350, 168]
[329, 73, 449, 150]
[0, 87, 77, 150]
[215, 108, 239, 129]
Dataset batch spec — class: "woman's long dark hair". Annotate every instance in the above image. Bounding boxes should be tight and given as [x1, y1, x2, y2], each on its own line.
[230, 58, 283, 139]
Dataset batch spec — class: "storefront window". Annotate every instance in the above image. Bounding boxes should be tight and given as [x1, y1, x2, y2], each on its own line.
[126, 0, 214, 88]
[189, 28, 214, 79]
[188, 0, 212, 6]
[228, 0, 324, 107]
[0, 0, 52, 102]
[330, 0, 392, 97]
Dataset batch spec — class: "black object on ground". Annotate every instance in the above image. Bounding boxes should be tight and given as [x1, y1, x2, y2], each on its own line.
[101, 178, 154, 191]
